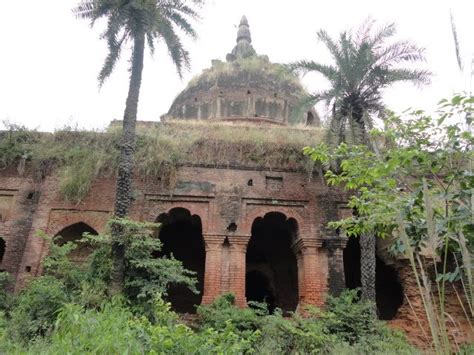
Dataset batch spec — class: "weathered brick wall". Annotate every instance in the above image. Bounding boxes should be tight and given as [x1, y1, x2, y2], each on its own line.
[0, 171, 39, 290]
[388, 261, 473, 348]
[0, 164, 470, 346]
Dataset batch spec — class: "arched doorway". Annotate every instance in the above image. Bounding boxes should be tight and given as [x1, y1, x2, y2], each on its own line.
[54, 222, 98, 263]
[246, 212, 298, 313]
[0, 238, 5, 264]
[343, 236, 404, 320]
[156, 208, 205, 313]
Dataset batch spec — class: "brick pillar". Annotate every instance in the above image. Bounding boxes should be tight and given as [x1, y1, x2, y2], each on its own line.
[292, 238, 327, 308]
[228, 235, 250, 307]
[201, 234, 225, 304]
[324, 236, 348, 296]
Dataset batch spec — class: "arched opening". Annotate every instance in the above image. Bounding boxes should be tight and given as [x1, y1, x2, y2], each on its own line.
[306, 111, 315, 125]
[0, 238, 5, 264]
[246, 270, 275, 311]
[156, 208, 205, 313]
[54, 222, 98, 263]
[246, 212, 298, 313]
[343, 237, 404, 320]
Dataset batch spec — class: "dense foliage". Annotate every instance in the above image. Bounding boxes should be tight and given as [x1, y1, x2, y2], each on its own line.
[305, 95, 474, 353]
[0, 218, 415, 354]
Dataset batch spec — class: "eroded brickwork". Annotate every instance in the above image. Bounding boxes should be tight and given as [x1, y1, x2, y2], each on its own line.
[0, 165, 470, 347]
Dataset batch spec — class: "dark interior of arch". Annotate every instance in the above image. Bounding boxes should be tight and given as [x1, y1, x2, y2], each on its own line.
[54, 222, 98, 263]
[306, 111, 315, 125]
[0, 238, 5, 264]
[343, 236, 404, 320]
[156, 208, 205, 313]
[246, 212, 298, 313]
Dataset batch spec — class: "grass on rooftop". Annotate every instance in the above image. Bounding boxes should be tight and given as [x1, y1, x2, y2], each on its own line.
[0, 120, 324, 203]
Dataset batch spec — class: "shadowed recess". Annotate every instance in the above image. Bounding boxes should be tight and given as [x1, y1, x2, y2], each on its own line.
[343, 236, 404, 320]
[54, 222, 98, 263]
[156, 208, 205, 313]
[246, 212, 298, 313]
[0, 238, 5, 264]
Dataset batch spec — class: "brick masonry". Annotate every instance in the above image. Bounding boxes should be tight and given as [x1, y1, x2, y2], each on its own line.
[0, 165, 471, 346]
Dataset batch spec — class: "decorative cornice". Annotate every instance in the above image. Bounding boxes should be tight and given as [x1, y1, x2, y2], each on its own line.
[292, 238, 324, 254]
[323, 236, 348, 250]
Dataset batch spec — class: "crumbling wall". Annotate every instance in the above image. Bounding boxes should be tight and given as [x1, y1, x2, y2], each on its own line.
[0, 164, 470, 346]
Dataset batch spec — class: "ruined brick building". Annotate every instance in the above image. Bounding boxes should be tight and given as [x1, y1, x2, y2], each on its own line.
[0, 16, 470, 346]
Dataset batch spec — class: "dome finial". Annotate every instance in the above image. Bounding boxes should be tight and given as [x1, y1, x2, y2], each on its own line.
[226, 15, 256, 61]
[236, 15, 251, 43]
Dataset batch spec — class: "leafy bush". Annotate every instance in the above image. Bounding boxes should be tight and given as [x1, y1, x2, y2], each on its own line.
[197, 291, 414, 354]
[40, 233, 86, 293]
[7, 276, 68, 343]
[255, 311, 336, 354]
[32, 299, 144, 354]
[86, 218, 197, 316]
[322, 288, 377, 344]
[197, 293, 263, 333]
[0, 271, 13, 312]
[137, 297, 258, 354]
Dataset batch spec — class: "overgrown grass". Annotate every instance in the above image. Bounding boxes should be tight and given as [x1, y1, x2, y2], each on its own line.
[181, 56, 313, 124]
[187, 55, 302, 90]
[1, 121, 323, 203]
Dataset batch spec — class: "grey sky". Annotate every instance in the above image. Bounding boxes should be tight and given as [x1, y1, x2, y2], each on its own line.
[0, 0, 472, 131]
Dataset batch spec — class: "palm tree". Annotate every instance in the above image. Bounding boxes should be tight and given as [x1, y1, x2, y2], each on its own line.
[291, 20, 430, 309]
[291, 19, 430, 149]
[74, 0, 204, 294]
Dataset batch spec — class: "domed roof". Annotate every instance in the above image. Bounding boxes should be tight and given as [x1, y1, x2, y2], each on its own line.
[164, 16, 319, 126]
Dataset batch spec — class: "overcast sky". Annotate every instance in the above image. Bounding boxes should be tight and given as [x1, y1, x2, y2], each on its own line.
[0, 1, 473, 131]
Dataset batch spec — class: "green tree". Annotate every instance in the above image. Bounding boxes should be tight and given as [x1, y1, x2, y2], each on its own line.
[305, 95, 474, 353]
[74, 0, 204, 294]
[291, 20, 430, 305]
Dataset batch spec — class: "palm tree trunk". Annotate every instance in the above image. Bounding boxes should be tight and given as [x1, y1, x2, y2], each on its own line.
[360, 231, 376, 313]
[109, 30, 145, 295]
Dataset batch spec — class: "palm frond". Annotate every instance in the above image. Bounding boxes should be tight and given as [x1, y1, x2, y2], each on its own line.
[355, 17, 376, 44]
[153, 15, 190, 78]
[317, 30, 344, 66]
[287, 60, 338, 80]
[291, 19, 430, 146]
[385, 68, 432, 86]
[375, 40, 426, 66]
[368, 22, 396, 48]
[168, 11, 197, 39]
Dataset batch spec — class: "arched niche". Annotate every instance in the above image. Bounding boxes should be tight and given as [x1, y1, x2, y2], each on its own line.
[343, 236, 404, 320]
[155, 207, 205, 313]
[0, 238, 5, 265]
[54, 222, 98, 263]
[246, 212, 299, 313]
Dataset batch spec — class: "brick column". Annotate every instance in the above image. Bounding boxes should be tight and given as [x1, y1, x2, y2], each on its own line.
[292, 238, 327, 308]
[201, 234, 225, 304]
[324, 236, 348, 296]
[228, 235, 250, 307]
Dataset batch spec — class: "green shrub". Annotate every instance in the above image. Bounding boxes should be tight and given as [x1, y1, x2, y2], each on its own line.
[0, 271, 13, 312]
[41, 234, 86, 293]
[85, 218, 198, 317]
[196, 293, 263, 333]
[35, 299, 144, 354]
[255, 311, 337, 354]
[7, 276, 68, 343]
[197, 291, 415, 354]
[137, 296, 258, 355]
[322, 288, 378, 344]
